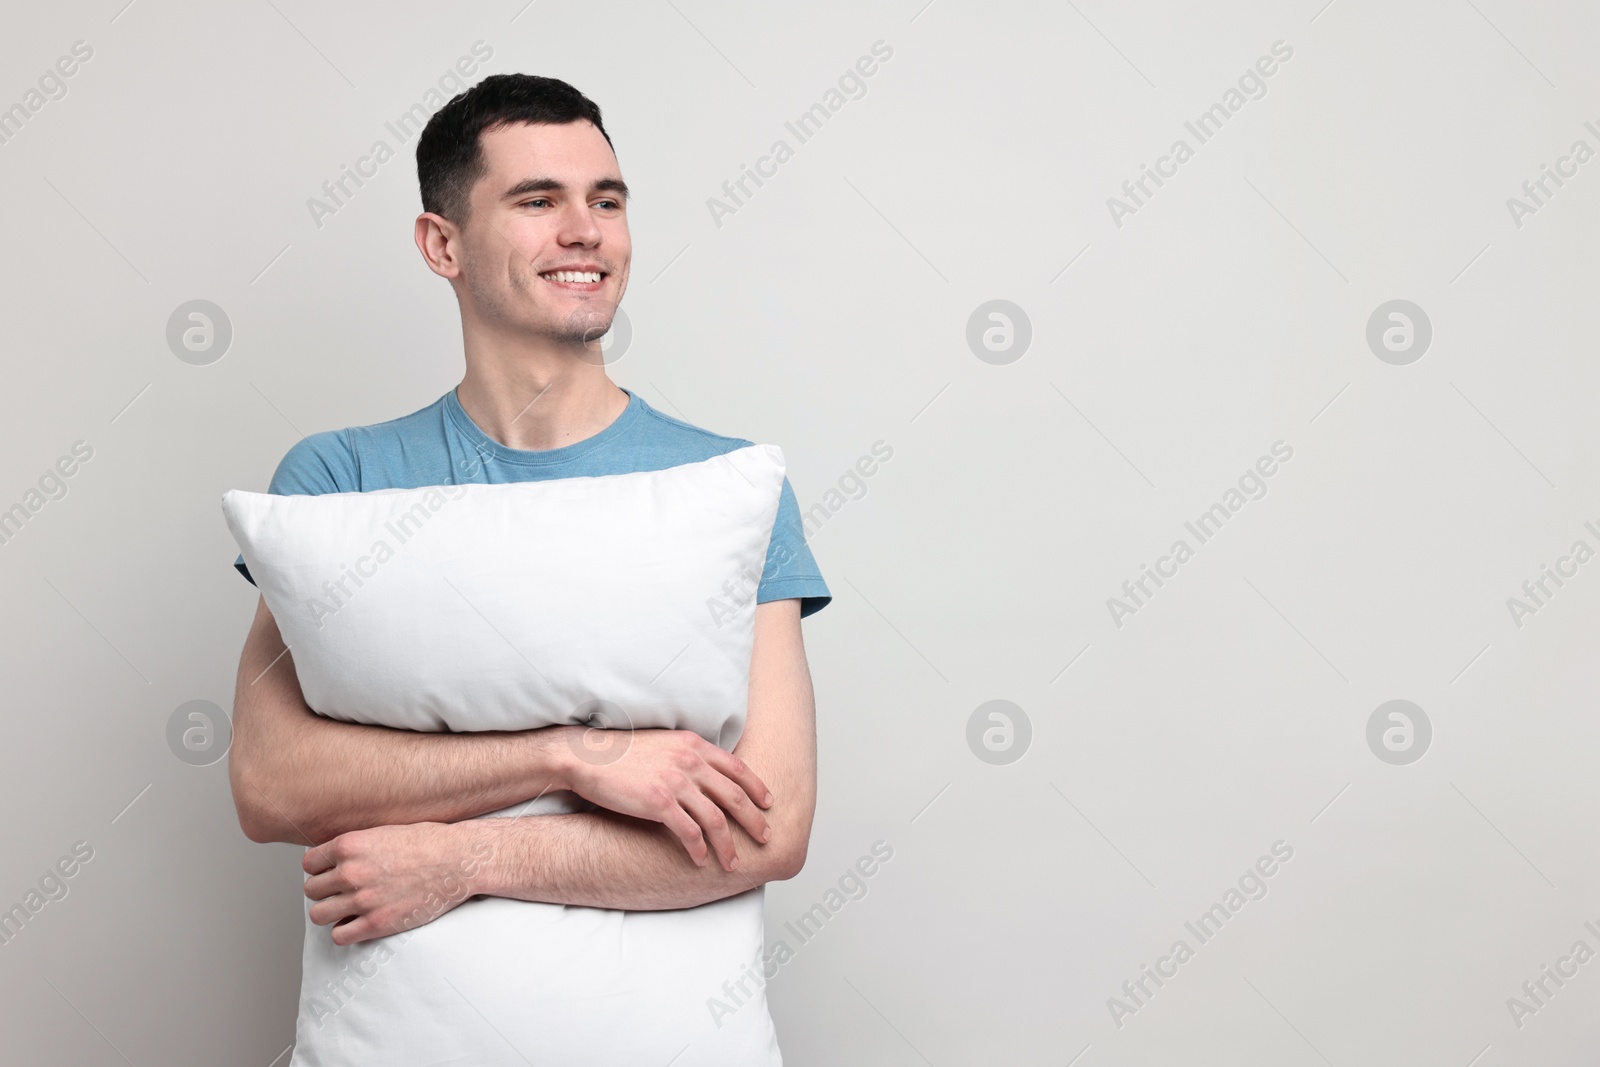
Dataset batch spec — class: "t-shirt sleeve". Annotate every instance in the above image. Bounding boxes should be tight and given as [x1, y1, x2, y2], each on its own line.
[756, 475, 831, 618]
[233, 431, 357, 586]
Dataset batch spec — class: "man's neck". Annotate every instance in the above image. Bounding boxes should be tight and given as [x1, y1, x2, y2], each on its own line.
[454, 346, 627, 452]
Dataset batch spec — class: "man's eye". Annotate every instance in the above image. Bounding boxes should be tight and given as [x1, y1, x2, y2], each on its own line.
[595, 200, 620, 210]
[520, 198, 550, 208]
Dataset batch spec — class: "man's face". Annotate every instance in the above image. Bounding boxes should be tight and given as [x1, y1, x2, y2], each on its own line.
[453, 120, 630, 347]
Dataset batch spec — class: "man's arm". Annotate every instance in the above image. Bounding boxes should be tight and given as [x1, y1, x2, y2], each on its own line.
[233, 595, 780, 869]
[302, 597, 817, 942]
[229, 595, 572, 845]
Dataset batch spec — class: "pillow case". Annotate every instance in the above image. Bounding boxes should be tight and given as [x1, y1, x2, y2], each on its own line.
[220, 443, 789, 1066]
[222, 443, 784, 739]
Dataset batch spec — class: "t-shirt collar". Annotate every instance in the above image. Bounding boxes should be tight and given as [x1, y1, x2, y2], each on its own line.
[443, 384, 641, 468]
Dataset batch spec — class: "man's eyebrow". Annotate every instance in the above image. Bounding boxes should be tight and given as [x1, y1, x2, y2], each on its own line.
[502, 176, 631, 201]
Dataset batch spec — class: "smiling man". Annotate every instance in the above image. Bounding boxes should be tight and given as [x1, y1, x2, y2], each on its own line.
[228, 74, 829, 1065]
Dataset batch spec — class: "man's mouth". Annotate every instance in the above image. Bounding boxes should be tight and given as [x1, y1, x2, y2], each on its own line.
[537, 269, 606, 290]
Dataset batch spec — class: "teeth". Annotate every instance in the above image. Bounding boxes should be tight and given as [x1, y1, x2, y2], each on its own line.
[541, 270, 601, 284]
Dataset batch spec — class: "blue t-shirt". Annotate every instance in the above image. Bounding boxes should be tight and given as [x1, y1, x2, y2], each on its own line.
[233, 386, 831, 618]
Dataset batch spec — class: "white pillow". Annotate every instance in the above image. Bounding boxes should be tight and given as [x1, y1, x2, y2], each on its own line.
[221, 444, 789, 1066]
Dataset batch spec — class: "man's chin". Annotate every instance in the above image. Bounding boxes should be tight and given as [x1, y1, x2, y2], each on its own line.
[519, 318, 614, 350]
[572, 312, 617, 346]
[505, 300, 603, 338]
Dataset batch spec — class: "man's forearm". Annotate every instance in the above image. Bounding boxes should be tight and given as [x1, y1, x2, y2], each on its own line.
[464, 806, 803, 911]
[231, 595, 576, 845]
[234, 715, 575, 847]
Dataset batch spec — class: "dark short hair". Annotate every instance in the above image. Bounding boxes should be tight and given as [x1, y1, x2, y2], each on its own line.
[416, 73, 613, 225]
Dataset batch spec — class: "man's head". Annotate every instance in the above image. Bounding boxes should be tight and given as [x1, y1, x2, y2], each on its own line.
[414, 74, 629, 350]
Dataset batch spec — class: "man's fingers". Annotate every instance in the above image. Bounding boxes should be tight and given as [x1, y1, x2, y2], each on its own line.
[302, 869, 349, 901]
[701, 745, 774, 808]
[330, 916, 374, 946]
[701, 772, 772, 844]
[678, 790, 738, 872]
[309, 893, 363, 928]
[659, 805, 710, 867]
[302, 847, 335, 876]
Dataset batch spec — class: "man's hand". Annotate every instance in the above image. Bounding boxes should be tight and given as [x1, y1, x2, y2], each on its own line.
[560, 727, 775, 872]
[302, 823, 489, 946]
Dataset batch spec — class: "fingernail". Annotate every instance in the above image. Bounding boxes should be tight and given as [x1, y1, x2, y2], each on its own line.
[764, 792, 774, 806]
[729, 856, 739, 870]
[761, 827, 771, 842]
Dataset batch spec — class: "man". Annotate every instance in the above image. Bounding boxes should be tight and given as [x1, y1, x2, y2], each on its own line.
[229, 74, 828, 1063]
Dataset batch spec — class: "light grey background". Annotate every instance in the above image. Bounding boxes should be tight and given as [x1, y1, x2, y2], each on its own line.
[2, 1, 1597, 1064]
